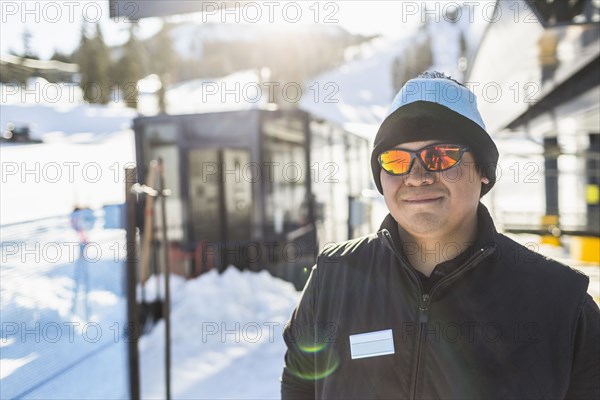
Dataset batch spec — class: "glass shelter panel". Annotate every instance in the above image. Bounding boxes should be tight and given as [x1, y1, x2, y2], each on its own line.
[188, 149, 222, 243]
[262, 116, 307, 239]
[223, 148, 253, 242]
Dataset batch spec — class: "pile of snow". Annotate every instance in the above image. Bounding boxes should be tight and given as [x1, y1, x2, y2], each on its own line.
[139, 267, 300, 399]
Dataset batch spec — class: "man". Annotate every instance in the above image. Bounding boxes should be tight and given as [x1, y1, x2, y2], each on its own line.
[281, 71, 600, 399]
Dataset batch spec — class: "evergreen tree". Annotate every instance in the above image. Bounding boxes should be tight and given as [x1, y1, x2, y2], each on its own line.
[5, 29, 38, 84]
[22, 28, 38, 59]
[75, 22, 111, 104]
[1, 50, 28, 84]
[151, 22, 177, 113]
[50, 50, 72, 64]
[117, 23, 146, 109]
[48, 50, 76, 83]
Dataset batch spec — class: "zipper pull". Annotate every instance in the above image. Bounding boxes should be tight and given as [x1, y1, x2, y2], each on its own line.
[419, 294, 429, 323]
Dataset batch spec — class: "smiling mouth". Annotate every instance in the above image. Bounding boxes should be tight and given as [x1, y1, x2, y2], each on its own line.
[403, 197, 443, 204]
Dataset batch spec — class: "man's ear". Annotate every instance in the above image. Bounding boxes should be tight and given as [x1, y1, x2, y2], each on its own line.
[481, 177, 490, 184]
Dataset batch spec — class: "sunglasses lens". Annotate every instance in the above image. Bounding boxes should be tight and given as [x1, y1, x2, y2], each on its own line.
[380, 150, 412, 174]
[420, 145, 462, 171]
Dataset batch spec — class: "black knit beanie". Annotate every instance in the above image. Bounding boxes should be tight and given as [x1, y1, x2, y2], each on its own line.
[371, 73, 499, 197]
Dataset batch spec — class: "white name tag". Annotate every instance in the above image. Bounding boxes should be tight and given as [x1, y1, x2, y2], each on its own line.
[349, 329, 395, 360]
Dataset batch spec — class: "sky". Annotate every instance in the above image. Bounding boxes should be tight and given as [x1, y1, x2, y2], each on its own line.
[0, 1, 428, 60]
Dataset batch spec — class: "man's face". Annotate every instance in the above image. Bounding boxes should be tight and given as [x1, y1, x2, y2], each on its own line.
[380, 140, 486, 240]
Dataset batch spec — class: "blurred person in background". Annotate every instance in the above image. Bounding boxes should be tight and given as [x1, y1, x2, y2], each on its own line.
[281, 71, 600, 399]
[70, 206, 95, 319]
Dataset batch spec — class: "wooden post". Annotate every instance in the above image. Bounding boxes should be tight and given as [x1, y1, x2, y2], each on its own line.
[125, 165, 141, 400]
[158, 158, 172, 400]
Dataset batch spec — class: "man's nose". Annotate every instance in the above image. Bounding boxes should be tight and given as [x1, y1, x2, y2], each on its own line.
[404, 158, 435, 186]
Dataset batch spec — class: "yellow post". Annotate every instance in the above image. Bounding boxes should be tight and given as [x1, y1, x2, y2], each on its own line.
[540, 215, 561, 246]
[570, 236, 600, 264]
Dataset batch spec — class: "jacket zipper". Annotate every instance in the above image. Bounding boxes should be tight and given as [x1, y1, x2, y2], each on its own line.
[410, 247, 494, 399]
[381, 231, 428, 399]
[411, 293, 429, 399]
[381, 231, 495, 399]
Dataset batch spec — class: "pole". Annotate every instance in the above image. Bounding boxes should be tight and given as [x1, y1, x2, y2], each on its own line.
[140, 161, 158, 286]
[158, 158, 172, 400]
[587, 133, 600, 234]
[125, 165, 140, 400]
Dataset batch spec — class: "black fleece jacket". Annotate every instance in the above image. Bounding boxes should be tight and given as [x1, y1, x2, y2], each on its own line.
[281, 204, 600, 399]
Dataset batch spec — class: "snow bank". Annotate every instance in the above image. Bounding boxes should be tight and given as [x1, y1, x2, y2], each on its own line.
[139, 267, 300, 399]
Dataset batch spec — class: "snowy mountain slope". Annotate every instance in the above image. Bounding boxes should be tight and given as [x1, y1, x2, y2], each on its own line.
[299, 36, 410, 139]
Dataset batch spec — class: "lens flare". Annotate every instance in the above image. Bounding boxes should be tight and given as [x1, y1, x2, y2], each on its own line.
[288, 350, 340, 381]
[298, 342, 328, 353]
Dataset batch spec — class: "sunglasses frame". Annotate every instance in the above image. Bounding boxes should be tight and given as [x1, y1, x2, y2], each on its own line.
[378, 143, 471, 176]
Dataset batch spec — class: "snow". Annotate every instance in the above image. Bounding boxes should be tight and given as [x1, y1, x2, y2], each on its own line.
[0, 130, 135, 225]
[299, 36, 410, 138]
[139, 268, 299, 399]
[137, 70, 268, 116]
[168, 23, 260, 59]
[299, 19, 481, 138]
[0, 223, 129, 399]
[0, 78, 137, 226]
[0, 79, 137, 142]
[297, 3, 490, 140]
[0, 353, 38, 380]
[1, 220, 300, 399]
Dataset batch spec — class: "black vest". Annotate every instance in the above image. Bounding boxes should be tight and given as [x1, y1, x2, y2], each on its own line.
[282, 204, 592, 399]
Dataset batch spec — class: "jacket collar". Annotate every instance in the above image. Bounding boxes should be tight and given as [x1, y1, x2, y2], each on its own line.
[378, 202, 498, 251]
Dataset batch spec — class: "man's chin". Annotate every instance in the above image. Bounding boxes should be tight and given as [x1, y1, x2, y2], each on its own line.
[396, 211, 447, 235]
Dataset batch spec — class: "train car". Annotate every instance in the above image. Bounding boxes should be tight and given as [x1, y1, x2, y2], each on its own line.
[133, 106, 374, 289]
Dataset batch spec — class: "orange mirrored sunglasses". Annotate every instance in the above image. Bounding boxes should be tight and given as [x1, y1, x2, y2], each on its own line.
[379, 143, 470, 176]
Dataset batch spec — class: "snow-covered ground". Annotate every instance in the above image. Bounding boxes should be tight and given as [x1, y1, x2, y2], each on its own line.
[0, 224, 129, 399]
[0, 131, 135, 225]
[0, 217, 300, 399]
[138, 269, 299, 399]
[1, 79, 137, 142]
